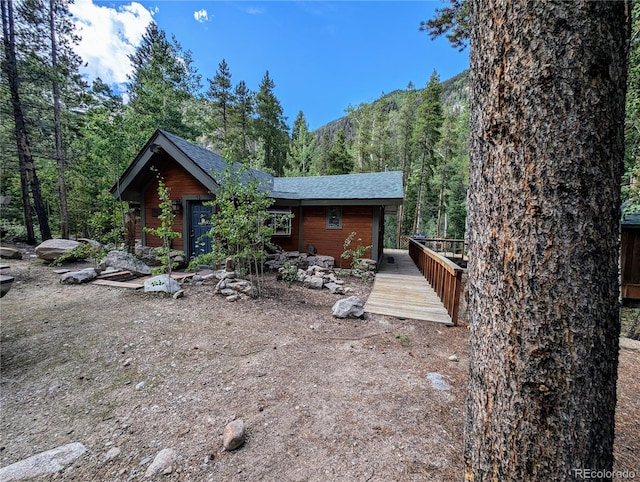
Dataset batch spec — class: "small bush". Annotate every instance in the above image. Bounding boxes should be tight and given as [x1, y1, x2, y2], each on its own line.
[51, 243, 107, 267]
[0, 218, 35, 243]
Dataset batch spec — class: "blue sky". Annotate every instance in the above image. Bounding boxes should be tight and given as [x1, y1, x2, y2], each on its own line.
[71, 1, 469, 130]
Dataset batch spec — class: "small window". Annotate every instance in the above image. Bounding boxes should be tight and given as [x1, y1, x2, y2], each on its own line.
[267, 209, 292, 236]
[326, 207, 342, 229]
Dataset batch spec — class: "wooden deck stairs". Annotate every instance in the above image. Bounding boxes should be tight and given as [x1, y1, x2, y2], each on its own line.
[364, 249, 453, 326]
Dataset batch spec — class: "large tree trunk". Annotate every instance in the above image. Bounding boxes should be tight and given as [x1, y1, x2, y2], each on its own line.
[464, 1, 629, 480]
[1, 0, 52, 243]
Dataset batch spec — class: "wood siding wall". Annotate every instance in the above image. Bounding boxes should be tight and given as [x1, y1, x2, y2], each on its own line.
[301, 206, 373, 264]
[271, 206, 300, 252]
[622, 227, 640, 299]
[143, 160, 209, 250]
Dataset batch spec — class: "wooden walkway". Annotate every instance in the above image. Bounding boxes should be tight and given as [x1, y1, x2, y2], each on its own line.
[364, 249, 453, 326]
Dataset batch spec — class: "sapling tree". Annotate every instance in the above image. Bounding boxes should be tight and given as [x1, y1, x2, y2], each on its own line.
[189, 164, 278, 296]
[143, 175, 181, 277]
[341, 231, 372, 280]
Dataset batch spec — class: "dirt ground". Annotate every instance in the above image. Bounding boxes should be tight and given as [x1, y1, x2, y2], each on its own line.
[1, 255, 638, 481]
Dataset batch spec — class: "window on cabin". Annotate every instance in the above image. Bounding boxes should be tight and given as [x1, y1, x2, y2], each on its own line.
[326, 207, 342, 229]
[267, 209, 292, 236]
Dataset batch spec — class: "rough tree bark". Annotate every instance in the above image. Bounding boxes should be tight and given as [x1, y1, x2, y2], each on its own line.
[465, 1, 629, 481]
[1, 0, 52, 242]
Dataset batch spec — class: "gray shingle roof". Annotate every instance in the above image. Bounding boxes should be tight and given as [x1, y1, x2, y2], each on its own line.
[272, 171, 404, 201]
[160, 130, 274, 188]
[158, 130, 403, 202]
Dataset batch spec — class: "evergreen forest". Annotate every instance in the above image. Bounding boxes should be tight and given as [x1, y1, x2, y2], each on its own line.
[1, 0, 638, 248]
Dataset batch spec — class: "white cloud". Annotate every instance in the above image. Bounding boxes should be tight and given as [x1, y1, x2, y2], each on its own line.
[244, 7, 264, 15]
[69, 0, 156, 91]
[193, 9, 209, 23]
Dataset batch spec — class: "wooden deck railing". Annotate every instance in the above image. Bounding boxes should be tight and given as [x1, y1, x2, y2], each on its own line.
[400, 236, 467, 260]
[408, 239, 465, 325]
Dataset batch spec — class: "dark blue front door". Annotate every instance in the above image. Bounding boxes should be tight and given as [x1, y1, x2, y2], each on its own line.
[190, 202, 214, 258]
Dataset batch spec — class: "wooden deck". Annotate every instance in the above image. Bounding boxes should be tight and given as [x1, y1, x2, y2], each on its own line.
[364, 249, 453, 326]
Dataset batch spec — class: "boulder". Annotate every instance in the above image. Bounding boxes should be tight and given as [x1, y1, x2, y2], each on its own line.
[35, 239, 81, 261]
[134, 245, 160, 266]
[0, 442, 86, 481]
[0, 246, 22, 259]
[144, 275, 181, 295]
[99, 250, 151, 276]
[0, 275, 14, 298]
[222, 419, 246, 451]
[60, 268, 99, 284]
[331, 296, 365, 319]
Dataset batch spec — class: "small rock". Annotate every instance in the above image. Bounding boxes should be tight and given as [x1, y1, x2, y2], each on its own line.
[448, 354, 459, 362]
[144, 275, 181, 295]
[135, 382, 145, 390]
[331, 296, 365, 319]
[427, 372, 451, 391]
[324, 282, 345, 295]
[123, 358, 132, 367]
[222, 419, 246, 451]
[226, 294, 239, 302]
[214, 269, 236, 280]
[60, 268, 98, 284]
[144, 448, 177, 478]
[224, 257, 236, 272]
[104, 447, 121, 462]
[304, 276, 324, 290]
[172, 289, 185, 299]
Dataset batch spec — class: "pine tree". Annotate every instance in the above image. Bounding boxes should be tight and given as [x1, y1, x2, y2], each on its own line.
[348, 103, 373, 173]
[286, 111, 316, 176]
[70, 79, 130, 243]
[465, 1, 628, 478]
[326, 129, 354, 175]
[206, 59, 234, 150]
[624, 1, 640, 211]
[1, 0, 51, 242]
[398, 82, 417, 186]
[126, 23, 200, 144]
[228, 80, 254, 162]
[254, 71, 289, 175]
[370, 99, 392, 172]
[408, 71, 443, 234]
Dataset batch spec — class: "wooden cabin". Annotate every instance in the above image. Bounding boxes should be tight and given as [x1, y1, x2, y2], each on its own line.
[111, 130, 404, 264]
[622, 208, 640, 300]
